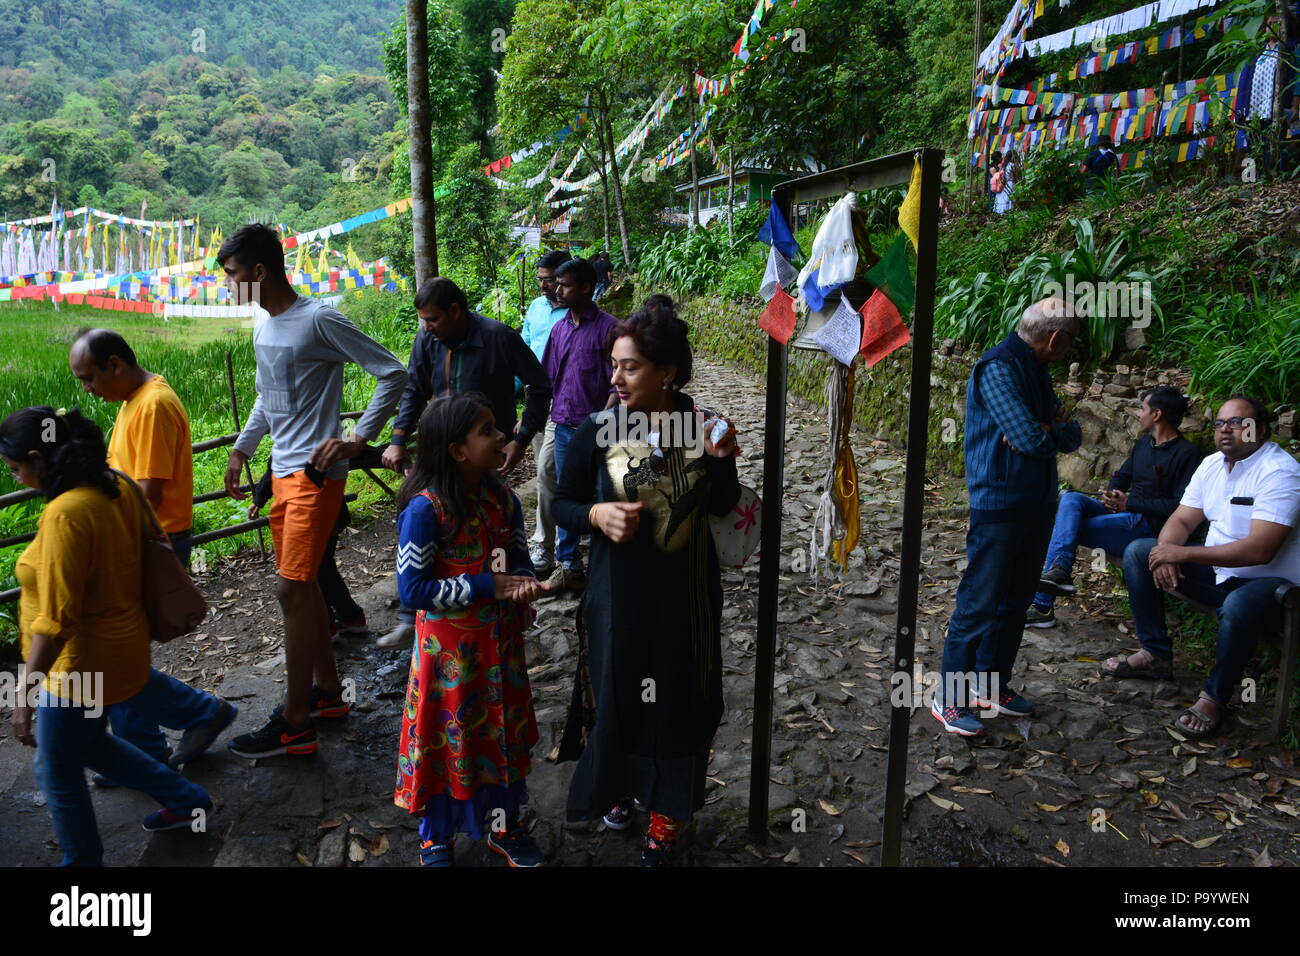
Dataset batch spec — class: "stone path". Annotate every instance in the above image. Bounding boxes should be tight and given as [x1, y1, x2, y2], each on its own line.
[1, 357, 1296, 867]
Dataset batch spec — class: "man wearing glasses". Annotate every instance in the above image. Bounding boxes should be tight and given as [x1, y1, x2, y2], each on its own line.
[1106, 395, 1300, 739]
[521, 250, 572, 577]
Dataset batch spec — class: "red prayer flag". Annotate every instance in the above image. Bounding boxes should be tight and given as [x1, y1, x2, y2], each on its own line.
[758, 287, 796, 345]
[858, 290, 910, 368]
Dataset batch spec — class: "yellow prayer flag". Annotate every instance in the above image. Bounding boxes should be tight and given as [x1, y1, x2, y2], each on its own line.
[317, 243, 328, 275]
[346, 242, 362, 270]
[896, 157, 923, 251]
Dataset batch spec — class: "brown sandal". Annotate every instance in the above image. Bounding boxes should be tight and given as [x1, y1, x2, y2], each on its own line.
[1174, 696, 1226, 740]
[1101, 650, 1172, 680]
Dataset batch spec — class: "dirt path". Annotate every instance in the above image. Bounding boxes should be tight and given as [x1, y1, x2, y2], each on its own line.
[0, 356, 1296, 867]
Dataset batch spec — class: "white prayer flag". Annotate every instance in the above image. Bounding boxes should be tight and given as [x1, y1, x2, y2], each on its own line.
[810, 294, 863, 367]
[758, 245, 798, 302]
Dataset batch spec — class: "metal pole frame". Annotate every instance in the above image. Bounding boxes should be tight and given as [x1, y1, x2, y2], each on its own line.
[745, 149, 944, 872]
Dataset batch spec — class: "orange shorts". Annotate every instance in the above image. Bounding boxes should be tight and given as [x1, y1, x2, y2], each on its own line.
[268, 471, 346, 582]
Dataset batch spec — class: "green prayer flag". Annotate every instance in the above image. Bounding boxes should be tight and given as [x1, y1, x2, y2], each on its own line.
[865, 233, 915, 316]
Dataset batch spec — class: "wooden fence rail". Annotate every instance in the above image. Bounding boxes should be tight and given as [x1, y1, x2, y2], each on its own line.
[0, 411, 379, 606]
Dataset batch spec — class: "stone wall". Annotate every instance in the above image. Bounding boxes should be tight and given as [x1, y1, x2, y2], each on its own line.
[938, 346, 1300, 488]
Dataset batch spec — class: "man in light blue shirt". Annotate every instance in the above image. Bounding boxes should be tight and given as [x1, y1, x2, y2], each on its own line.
[522, 249, 571, 575]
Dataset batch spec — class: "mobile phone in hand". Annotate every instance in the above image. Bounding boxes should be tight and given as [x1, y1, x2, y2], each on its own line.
[304, 463, 326, 487]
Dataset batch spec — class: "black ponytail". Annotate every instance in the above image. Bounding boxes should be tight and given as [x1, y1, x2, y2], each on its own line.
[0, 406, 118, 501]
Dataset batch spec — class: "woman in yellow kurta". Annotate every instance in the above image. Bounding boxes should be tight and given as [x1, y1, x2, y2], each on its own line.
[1, 406, 211, 866]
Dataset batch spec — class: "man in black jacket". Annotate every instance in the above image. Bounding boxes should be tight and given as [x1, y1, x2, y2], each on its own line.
[1027, 386, 1201, 627]
[376, 276, 552, 647]
[381, 277, 552, 475]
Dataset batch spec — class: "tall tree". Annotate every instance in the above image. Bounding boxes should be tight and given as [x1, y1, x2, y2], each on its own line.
[498, 0, 636, 264]
[407, 0, 437, 281]
[382, 1, 472, 280]
[585, 0, 735, 232]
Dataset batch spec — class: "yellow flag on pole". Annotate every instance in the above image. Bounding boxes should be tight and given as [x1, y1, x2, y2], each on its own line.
[897, 156, 923, 251]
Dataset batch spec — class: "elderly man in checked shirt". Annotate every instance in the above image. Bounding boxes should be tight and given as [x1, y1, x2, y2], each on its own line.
[932, 299, 1082, 737]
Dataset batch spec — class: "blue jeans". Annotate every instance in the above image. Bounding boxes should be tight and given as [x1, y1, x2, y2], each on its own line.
[552, 422, 583, 570]
[35, 689, 211, 866]
[105, 669, 222, 764]
[1034, 492, 1153, 608]
[940, 512, 1053, 707]
[1122, 538, 1287, 705]
[169, 530, 193, 569]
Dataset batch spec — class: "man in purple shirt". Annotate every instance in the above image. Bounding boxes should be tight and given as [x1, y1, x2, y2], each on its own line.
[542, 257, 619, 591]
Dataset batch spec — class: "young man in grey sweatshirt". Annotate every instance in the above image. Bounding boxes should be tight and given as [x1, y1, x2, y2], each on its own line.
[219, 224, 408, 758]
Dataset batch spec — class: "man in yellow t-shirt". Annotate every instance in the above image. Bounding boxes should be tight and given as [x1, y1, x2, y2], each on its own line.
[67, 330, 236, 777]
[70, 328, 194, 565]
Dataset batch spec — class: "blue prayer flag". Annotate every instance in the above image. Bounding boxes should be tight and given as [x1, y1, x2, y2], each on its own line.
[757, 203, 799, 262]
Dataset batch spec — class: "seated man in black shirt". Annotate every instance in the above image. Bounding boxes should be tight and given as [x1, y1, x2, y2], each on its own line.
[1027, 386, 1201, 627]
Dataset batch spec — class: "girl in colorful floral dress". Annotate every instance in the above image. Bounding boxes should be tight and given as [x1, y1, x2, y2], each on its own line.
[392, 393, 547, 867]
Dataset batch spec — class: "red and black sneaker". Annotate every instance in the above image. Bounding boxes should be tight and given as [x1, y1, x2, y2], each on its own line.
[272, 684, 351, 720]
[227, 714, 318, 759]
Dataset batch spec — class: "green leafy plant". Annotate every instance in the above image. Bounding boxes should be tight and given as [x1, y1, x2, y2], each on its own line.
[937, 218, 1173, 359]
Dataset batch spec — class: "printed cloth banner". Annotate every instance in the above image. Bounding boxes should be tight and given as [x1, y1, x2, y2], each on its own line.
[809, 293, 864, 367]
[759, 245, 799, 302]
[897, 157, 923, 251]
[757, 286, 797, 344]
[865, 235, 915, 316]
[859, 290, 910, 368]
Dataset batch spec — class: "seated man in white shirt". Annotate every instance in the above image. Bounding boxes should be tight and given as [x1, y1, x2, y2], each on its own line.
[1103, 395, 1300, 739]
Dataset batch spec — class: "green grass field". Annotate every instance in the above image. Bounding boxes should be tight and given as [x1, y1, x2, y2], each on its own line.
[0, 291, 415, 648]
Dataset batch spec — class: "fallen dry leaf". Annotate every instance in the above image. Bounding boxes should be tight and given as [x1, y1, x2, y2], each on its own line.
[925, 793, 964, 812]
[370, 834, 390, 857]
[1226, 757, 1253, 769]
[295, 851, 313, 867]
[318, 817, 346, 830]
[1055, 839, 1070, 858]
[1182, 756, 1198, 777]
[1141, 790, 1161, 808]
[841, 849, 870, 865]
[952, 786, 993, 795]
[1035, 802, 1066, 812]
[1033, 852, 1067, 868]
[348, 840, 367, 863]
[817, 798, 843, 817]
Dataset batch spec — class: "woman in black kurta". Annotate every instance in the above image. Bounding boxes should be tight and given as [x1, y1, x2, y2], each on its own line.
[552, 301, 741, 865]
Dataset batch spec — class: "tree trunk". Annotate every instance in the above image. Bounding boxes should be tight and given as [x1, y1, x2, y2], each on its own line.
[600, 163, 611, 252]
[687, 69, 699, 230]
[407, 0, 437, 282]
[579, 137, 611, 253]
[597, 89, 632, 267]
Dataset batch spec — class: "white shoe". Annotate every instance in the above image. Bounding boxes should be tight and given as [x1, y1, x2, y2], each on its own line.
[529, 544, 555, 577]
[376, 623, 415, 649]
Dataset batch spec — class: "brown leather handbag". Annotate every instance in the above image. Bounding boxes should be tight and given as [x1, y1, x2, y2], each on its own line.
[114, 470, 208, 643]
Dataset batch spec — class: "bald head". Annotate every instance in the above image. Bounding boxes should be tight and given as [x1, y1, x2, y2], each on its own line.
[1018, 298, 1079, 364]
[70, 328, 144, 402]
